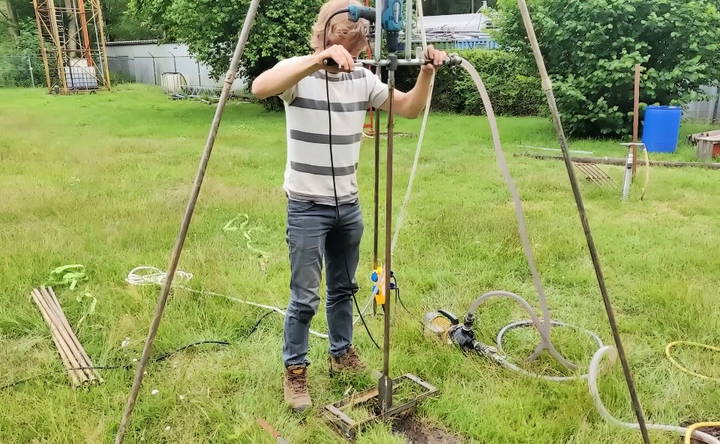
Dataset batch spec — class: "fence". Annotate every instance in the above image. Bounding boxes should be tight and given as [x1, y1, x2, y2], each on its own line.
[685, 85, 720, 124]
[105, 42, 245, 93]
[109, 55, 205, 89]
[431, 37, 499, 50]
[0, 54, 43, 88]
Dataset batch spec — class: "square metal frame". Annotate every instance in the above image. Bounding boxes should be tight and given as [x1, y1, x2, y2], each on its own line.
[323, 373, 439, 439]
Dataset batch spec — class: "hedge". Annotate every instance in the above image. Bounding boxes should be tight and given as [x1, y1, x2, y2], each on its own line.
[396, 48, 546, 116]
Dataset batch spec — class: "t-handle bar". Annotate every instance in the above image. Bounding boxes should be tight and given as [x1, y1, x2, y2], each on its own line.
[323, 53, 462, 69]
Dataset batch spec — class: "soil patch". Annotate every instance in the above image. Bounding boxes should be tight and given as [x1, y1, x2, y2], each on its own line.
[392, 414, 463, 444]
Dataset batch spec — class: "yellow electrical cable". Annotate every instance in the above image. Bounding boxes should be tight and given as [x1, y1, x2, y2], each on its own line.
[685, 422, 720, 444]
[666, 341, 720, 381]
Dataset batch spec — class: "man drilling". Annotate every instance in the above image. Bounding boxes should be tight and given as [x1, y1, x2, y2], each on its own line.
[251, 0, 448, 412]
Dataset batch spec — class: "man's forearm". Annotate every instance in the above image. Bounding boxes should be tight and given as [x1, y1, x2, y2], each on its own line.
[251, 55, 322, 100]
[391, 68, 434, 118]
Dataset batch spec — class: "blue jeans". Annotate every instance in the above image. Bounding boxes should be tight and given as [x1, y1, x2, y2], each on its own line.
[283, 199, 364, 367]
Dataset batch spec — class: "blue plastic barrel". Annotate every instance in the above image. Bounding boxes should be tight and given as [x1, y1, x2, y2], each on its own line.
[642, 105, 682, 153]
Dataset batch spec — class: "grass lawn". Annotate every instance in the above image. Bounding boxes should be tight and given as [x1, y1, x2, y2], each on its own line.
[1, 84, 719, 443]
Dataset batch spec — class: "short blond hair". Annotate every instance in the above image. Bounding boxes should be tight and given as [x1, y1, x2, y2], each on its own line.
[310, 0, 369, 51]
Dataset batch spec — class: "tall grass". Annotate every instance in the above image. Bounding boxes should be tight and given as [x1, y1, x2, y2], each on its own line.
[1, 84, 719, 443]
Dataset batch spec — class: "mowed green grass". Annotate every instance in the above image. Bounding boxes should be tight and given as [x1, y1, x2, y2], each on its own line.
[1, 84, 719, 443]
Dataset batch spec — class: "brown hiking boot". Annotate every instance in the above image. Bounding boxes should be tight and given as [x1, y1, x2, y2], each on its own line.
[329, 346, 367, 374]
[284, 365, 311, 412]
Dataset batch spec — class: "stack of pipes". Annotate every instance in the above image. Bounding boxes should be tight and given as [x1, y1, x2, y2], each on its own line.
[30, 286, 103, 386]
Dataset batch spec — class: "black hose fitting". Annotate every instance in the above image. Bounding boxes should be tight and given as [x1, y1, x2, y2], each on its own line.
[451, 325, 475, 350]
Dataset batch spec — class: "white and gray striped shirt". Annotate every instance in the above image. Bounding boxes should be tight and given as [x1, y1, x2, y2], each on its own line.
[278, 56, 388, 205]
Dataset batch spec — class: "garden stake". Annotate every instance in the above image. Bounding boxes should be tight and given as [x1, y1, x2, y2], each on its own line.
[114, 1, 261, 442]
[516, 0, 651, 441]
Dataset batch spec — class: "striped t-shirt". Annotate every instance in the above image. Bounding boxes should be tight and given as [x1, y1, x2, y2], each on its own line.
[278, 56, 388, 205]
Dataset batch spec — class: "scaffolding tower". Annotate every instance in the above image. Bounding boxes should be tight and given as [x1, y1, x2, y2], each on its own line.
[32, 0, 111, 94]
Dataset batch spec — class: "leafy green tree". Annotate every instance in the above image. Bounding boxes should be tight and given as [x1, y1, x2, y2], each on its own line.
[0, 18, 42, 87]
[130, 0, 323, 107]
[496, 0, 720, 137]
[103, 0, 158, 41]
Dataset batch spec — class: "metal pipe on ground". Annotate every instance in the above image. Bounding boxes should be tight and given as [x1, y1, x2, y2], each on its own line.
[517, 152, 720, 170]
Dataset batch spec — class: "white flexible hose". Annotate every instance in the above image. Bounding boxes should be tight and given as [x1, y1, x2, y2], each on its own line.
[460, 59, 577, 371]
[468, 290, 603, 382]
[493, 320, 604, 382]
[589, 346, 720, 444]
[126, 266, 328, 339]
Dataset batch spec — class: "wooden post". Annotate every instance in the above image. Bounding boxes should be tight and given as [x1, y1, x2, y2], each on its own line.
[46, 0, 68, 93]
[114, 1, 261, 441]
[632, 64, 642, 177]
[90, 0, 111, 90]
[633, 64, 641, 142]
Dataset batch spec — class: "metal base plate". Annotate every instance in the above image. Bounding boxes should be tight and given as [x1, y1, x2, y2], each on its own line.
[323, 373, 439, 439]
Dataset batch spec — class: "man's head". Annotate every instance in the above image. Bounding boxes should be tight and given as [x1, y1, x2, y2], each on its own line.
[311, 0, 370, 56]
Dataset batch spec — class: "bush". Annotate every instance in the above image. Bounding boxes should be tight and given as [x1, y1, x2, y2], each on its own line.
[0, 19, 43, 88]
[429, 49, 545, 116]
[496, 0, 720, 137]
[393, 49, 544, 116]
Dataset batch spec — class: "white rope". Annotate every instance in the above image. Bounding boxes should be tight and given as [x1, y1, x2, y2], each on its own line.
[125, 266, 328, 339]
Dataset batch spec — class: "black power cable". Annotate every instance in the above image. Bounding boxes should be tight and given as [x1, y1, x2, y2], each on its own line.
[323, 11, 380, 350]
[390, 273, 413, 317]
[0, 310, 275, 392]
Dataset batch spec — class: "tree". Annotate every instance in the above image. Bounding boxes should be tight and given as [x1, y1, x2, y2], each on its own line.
[103, 0, 158, 41]
[1, 0, 18, 41]
[129, 0, 323, 108]
[496, 0, 720, 137]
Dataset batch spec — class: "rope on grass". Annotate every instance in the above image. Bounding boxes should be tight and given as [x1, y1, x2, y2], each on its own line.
[222, 213, 270, 258]
[125, 266, 328, 339]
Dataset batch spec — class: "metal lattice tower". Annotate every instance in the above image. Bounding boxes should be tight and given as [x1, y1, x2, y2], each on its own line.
[32, 0, 111, 94]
